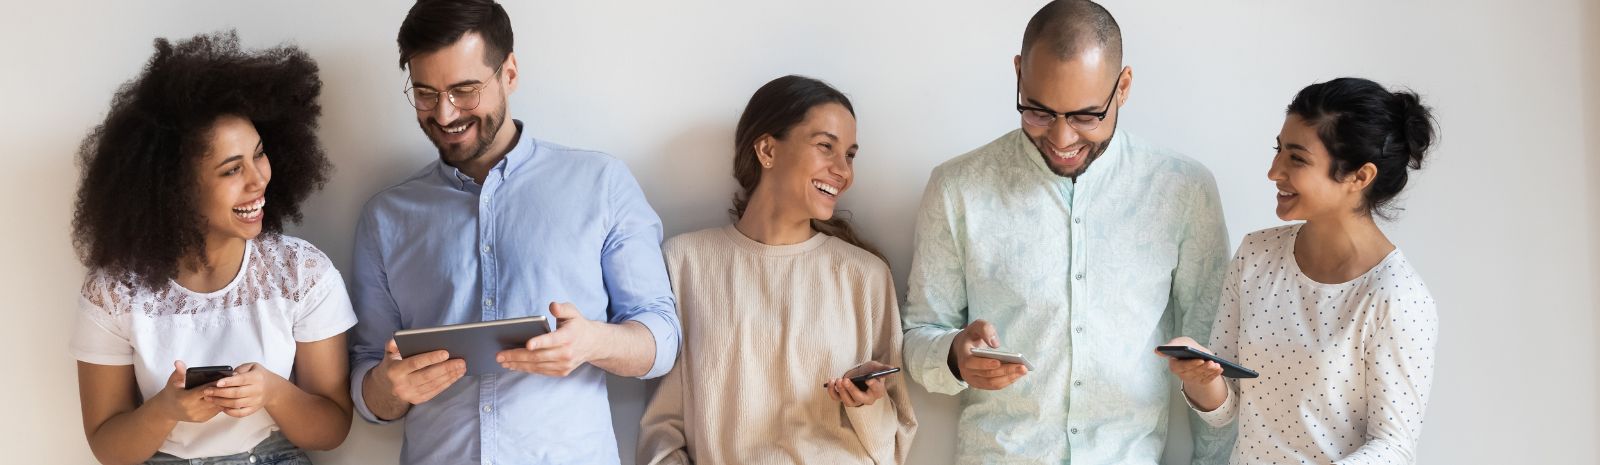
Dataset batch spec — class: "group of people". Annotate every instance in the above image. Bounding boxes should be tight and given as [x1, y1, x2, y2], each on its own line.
[66, 0, 1439, 464]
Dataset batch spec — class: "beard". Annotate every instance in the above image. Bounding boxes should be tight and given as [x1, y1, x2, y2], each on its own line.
[423, 98, 507, 168]
[1032, 117, 1119, 179]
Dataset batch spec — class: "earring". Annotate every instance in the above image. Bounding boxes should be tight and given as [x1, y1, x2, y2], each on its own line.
[763, 162, 772, 168]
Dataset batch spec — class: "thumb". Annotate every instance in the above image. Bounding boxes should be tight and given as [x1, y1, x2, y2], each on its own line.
[973, 320, 1000, 348]
[170, 360, 187, 389]
[385, 339, 402, 360]
[549, 302, 581, 321]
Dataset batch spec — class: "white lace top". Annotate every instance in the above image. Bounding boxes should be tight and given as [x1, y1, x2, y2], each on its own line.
[70, 234, 356, 459]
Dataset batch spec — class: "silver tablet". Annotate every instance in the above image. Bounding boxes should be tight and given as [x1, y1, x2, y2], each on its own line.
[393, 316, 553, 376]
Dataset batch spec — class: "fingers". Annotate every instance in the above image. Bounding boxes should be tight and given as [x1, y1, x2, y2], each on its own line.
[525, 330, 571, 351]
[397, 359, 466, 404]
[548, 301, 582, 321]
[969, 366, 1028, 390]
[401, 350, 453, 373]
[406, 367, 464, 403]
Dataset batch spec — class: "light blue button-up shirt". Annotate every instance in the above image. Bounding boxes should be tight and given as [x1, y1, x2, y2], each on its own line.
[901, 129, 1234, 465]
[349, 121, 680, 465]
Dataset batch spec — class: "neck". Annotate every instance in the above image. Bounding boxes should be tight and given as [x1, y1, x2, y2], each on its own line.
[174, 235, 248, 293]
[1295, 211, 1394, 282]
[734, 189, 815, 246]
[457, 119, 520, 185]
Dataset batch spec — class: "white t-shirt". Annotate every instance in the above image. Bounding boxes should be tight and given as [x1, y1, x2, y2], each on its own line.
[70, 234, 357, 459]
[1193, 224, 1438, 464]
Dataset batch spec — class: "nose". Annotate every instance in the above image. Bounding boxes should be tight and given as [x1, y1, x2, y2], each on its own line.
[1266, 153, 1287, 182]
[430, 97, 459, 126]
[1046, 119, 1081, 149]
[829, 153, 853, 188]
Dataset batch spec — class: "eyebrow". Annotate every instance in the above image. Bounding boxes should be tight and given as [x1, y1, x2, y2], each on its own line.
[1285, 143, 1310, 153]
[412, 78, 485, 91]
[1024, 97, 1102, 114]
[213, 140, 264, 169]
[812, 131, 861, 150]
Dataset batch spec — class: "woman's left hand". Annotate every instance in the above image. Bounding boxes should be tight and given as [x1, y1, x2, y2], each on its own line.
[205, 363, 286, 418]
[826, 377, 887, 408]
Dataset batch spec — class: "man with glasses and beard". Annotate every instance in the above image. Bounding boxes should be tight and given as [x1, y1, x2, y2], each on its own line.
[900, 1, 1234, 463]
[347, 1, 680, 464]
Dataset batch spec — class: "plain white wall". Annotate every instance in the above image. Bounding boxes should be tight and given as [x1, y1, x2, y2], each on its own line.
[2, 1, 1596, 463]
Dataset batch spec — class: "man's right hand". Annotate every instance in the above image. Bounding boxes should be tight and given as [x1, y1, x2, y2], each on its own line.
[948, 319, 1028, 390]
[369, 339, 465, 413]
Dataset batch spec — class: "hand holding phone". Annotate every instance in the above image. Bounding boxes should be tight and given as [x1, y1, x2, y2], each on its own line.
[1155, 345, 1258, 379]
[950, 320, 1028, 390]
[825, 361, 898, 407]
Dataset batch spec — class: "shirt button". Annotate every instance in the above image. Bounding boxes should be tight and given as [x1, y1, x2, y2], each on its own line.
[482, 403, 492, 413]
[1073, 217, 1082, 224]
[481, 244, 492, 254]
[1074, 380, 1083, 387]
[1074, 273, 1084, 280]
[248, 456, 257, 464]
[481, 196, 490, 205]
[483, 298, 494, 308]
[1070, 427, 1080, 434]
[1074, 326, 1084, 334]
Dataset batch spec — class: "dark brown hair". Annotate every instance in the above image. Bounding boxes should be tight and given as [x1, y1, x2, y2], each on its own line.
[731, 75, 884, 262]
[1287, 77, 1437, 220]
[72, 30, 328, 290]
[397, 0, 514, 70]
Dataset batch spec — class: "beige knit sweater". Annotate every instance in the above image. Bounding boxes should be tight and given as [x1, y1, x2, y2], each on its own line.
[638, 225, 917, 464]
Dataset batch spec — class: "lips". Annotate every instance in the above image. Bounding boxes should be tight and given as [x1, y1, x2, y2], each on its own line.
[1049, 144, 1086, 163]
[232, 196, 265, 222]
[813, 179, 842, 198]
[435, 119, 475, 143]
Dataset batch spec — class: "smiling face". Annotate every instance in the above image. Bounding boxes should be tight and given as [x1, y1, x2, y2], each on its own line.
[194, 114, 271, 244]
[754, 103, 858, 222]
[406, 32, 518, 170]
[1269, 114, 1369, 221]
[1015, 46, 1131, 178]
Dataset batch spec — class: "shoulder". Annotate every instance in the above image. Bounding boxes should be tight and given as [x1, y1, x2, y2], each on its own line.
[79, 268, 145, 317]
[1119, 131, 1218, 193]
[252, 234, 339, 295]
[1233, 225, 1299, 261]
[663, 227, 728, 260]
[929, 130, 1028, 186]
[820, 236, 892, 282]
[1366, 251, 1436, 310]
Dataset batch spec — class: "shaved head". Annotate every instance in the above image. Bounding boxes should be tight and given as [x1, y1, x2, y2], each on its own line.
[1020, 0, 1122, 69]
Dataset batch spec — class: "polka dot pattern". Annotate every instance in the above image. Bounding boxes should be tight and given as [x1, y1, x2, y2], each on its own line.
[1196, 224, 1438, 464]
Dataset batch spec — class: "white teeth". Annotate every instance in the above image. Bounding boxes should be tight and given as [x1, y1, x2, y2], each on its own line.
[1053, 146, 1083, 160]
[232, 198, 266, 218]
[812, 181, 839, 196]
[443, 122, 469, 134]
[1278, 190, 1295, 197]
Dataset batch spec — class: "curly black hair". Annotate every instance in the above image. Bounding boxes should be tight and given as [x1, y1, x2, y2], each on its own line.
[72, 30, 329, 290]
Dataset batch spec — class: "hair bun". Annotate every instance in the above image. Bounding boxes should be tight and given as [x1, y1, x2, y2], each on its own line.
[1391, 91, 1436, 170]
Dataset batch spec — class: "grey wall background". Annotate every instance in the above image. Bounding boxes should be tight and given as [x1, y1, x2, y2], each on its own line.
[2, 1, 1596, 463]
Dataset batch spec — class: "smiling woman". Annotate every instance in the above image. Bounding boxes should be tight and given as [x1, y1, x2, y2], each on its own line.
[67, 30, 358, 465]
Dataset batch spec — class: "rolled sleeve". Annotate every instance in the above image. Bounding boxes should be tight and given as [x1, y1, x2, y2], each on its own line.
[600, 158, 681, 380]
[349, 358, 394, 424]
[904, 327, 967, 395]
[1185, 382, 1238, 428]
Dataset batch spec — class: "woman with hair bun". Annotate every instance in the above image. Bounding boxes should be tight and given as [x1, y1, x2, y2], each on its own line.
[70, 30, 353, 465]
[1160, 77, 1440, 464]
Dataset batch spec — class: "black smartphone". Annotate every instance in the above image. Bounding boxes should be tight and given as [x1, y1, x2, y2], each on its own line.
[184, 365, 235, 389]
[825, 366, 902, 391]
[1155, 346, 1259, 379]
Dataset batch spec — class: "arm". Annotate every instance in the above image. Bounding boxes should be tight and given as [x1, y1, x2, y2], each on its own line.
[499, 160, 678, 378]
[636, 358, 692, 465]
[257, 335, 354, 451]
[900, 168, 972, 395]
[1333, 296, 1438, 464]
[78, 362, 219, 465]
[840, 267, 918, 464]
[1169, 172, 1235, 465]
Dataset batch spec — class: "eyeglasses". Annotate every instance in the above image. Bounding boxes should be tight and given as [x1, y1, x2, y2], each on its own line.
[403, 63, 504, 112]
[1016, 74, 1122, 132]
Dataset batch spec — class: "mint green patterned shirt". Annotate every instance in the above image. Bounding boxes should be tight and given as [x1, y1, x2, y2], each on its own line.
[902, 129, 1234, 464]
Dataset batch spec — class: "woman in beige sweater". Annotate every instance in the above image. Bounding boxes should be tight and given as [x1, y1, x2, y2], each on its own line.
[638, 75, 917, 464]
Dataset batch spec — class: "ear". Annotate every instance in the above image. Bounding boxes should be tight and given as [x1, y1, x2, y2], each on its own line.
[501, 52, 520, 94]
[1347, 162, 1378, 193]
[1114, 66, 1133, 108]
[754, 134, 778, 168]
[1013, 54, 1023, 79]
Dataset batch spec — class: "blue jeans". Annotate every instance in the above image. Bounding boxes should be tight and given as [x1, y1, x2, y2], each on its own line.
[146, 432, 310, 465]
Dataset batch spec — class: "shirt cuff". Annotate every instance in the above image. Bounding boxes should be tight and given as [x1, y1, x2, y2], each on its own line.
[350, 358, 395, 425]
[908, 328, 968, 395]
[627, 310, 679, 380]
[1184, 382, 1237, 428]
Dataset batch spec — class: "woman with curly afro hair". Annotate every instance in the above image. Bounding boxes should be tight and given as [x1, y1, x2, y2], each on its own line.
[68, 30, 355, 464]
